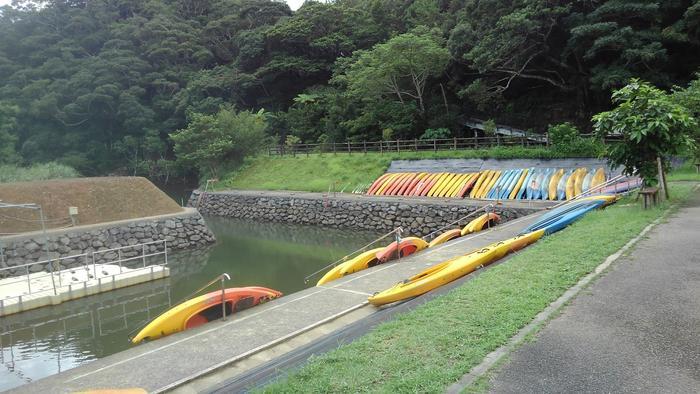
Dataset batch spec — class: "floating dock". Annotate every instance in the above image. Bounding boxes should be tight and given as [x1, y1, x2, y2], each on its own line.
[12, 210, 547, 394]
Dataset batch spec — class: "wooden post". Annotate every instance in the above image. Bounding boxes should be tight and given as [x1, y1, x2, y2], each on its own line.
[333, 142, 336, 155]
[433, 139, 437, 152]
[380, 141, 383, 154]
[397, 139, 400, 153]
[347, 141, 351, 154]
[453, 137, 457, 150]
[363, 141, 367, 154]
[414, 139, 418, 151]
[657, 156, 669, 199]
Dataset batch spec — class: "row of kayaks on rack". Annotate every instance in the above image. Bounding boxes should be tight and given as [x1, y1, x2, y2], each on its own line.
[367, 194, 618, 306]
[366, 167, 609, 200]
[316, 212, 501, 286]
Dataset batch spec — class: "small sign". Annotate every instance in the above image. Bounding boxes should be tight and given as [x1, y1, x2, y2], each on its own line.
[69, 206, 79, 216]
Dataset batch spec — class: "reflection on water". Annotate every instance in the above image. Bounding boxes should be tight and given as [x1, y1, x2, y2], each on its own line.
[0, 218, 379, 391]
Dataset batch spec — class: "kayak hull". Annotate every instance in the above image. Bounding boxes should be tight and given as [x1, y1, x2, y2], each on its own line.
[132, 287, 282, 343]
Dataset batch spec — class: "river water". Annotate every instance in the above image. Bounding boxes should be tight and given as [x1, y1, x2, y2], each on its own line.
[0, 217, 379, 391]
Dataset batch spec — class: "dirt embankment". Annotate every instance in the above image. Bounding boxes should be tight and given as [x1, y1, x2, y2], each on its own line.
[0, 177, 183, 234]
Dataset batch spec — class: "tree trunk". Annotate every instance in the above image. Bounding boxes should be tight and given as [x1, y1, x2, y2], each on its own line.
[657, 157, 669, 199]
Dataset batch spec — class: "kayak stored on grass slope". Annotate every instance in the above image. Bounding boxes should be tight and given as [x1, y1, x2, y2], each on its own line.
[368, 230, 544, 306]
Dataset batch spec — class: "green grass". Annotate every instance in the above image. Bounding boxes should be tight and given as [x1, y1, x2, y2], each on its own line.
[219, 147, 590, 192]
[668, 160, 700, 182]
[259, 183, 696, 393]
[0, 162, 80, 183]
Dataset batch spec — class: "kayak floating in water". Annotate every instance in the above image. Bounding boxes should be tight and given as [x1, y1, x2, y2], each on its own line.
[131, 286, 282, 344]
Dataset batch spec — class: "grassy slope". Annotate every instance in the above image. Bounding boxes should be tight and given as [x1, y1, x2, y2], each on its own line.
[668, 161, 700, 182]
[219, 147, 573, 192]
[259, 184, 695, 393]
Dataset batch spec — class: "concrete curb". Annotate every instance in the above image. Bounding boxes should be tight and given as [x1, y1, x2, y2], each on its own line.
[445, 196, 686, 393]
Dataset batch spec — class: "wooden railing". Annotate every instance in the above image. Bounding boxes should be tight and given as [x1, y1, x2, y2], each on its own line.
[268, 134, 620, 156]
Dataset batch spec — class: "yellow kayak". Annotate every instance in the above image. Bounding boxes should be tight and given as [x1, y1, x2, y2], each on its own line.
[368, 230, 544, 306]
[548, 169, 564, 200]
[469, 171, 490, 198]
[565, 168, 580, 200]
[509, 169, 529, 200]
[590, 168, 606, 190]
[461, 212, 501, 236]
[428, 229, 462, 248]
[316, 247, 385, 285]
[574, 168, 589, 196]
[132, 287, 282, 343]
[479, 170, 502, 198]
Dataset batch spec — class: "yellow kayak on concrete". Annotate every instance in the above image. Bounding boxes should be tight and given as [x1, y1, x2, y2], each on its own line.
[428, 228, 462, 248]
[132, 287, 282, 343]
[316, 247, 385, 285]
[368, 230, 544, 306]
[461, 212, 501, 236]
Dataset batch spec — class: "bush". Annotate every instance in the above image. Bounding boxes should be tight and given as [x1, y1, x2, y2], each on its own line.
[548, 122, 605, 157]
[420, 128, 451, 140]
[0, 162, 80, 183]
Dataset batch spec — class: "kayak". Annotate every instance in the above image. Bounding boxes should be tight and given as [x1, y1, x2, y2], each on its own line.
[376, 236, 429, 263]
[368, 230, 544, 306]
[557, 169, 573, 200]
[521, 194, 617, 234]
[132, 286, 282, 343]
[428, 228, 462, 248]
[461, 212, 501, 236]
[548, 169, 564, 200]
[509, 169, 529, 199]
[317, 247, 385, 286]
[516, 169, 535, 199]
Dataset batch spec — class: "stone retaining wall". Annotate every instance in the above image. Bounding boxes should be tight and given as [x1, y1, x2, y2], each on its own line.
[191, 190, 542, 237]
[0, 208, 215, 278]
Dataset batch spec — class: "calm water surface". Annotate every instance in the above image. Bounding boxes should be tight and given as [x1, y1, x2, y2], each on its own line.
[0, 217, 379, 391]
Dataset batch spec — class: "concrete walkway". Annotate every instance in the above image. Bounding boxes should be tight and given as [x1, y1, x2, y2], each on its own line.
[12, 207, 547, 393]
[488, 190, 700, 393]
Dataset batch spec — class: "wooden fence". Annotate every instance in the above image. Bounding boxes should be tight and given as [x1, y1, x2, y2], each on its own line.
[268, 134, 618, 156]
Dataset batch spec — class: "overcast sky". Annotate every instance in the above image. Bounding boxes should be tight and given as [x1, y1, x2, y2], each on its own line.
[0, 1, 305, 10]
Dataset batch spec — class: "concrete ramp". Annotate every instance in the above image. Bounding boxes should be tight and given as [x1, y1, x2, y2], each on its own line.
[13, 210, 548, 394]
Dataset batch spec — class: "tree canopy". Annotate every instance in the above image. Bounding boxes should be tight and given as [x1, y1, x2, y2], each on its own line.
[0, 0, 699, 178]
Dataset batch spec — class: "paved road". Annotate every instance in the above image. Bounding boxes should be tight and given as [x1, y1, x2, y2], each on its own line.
[488, 189, 700, 393]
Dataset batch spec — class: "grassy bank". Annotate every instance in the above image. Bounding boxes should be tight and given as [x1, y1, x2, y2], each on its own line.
[219, 147, 590, 192]
[0, 162, 79, 183]
[259, 183, 696, 393]
[668, 160, 700, 182]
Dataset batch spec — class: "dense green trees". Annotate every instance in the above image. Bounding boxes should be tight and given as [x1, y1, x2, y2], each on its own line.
[0, 0, 699, 179]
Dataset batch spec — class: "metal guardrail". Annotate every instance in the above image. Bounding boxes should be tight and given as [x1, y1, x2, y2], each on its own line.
[0, 240, 168, 310]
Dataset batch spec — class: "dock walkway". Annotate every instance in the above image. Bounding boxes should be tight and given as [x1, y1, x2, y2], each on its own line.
[13, 209, 547, 393]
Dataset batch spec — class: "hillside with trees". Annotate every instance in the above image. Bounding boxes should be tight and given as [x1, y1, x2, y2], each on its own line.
[1, 0, 699, 179]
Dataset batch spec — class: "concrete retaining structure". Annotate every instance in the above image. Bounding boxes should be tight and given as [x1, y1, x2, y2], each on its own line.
[190, 190, 547, 237]
[0, 208, 215, 278]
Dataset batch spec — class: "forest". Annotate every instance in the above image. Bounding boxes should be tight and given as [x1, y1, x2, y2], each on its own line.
[0, 0, 699, 178]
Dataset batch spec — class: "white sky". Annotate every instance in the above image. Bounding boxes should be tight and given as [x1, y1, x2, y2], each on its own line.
[0, 1, 304, 10]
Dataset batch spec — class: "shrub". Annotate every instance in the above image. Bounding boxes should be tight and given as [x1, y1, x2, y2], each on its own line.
[0, 162, 80, 183]
[548, 122, 605, 157]
[420, 128, 451, 140]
